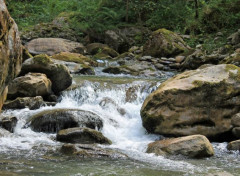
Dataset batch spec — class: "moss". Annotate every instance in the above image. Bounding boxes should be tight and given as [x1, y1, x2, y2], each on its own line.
[52, 52, 97, 66]
[33, 54, 52, 65]
[225, 64, 240, 80]
[93, 52, 112, 60]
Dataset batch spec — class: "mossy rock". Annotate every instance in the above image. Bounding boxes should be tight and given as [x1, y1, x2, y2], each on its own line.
[93, 52, 112, 60]
[57, 127, 112, 144]
[220, 53, 240, 66]
[52, 52, 97, 67]
[143, 28, 190, 58]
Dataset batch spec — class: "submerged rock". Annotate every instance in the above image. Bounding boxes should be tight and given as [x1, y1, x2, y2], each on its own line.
[26, 108, 103, 133]
[8, 73, 52, 99]
[147, 135, 214, 158]
[57, 127, 112, 144]
[143, 28, 190, 57]
[141, 64, 240, 141]
[3, 96, 45, 110]
[0, 116, 17, 133]
[25, 38, 86, 56]
[0, 0, 22, 110]
[61, 144, 127, 159]
[20, 54, 72, 94]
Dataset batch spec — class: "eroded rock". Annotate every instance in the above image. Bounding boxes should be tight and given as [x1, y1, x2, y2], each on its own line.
[141, 64, 240, 140]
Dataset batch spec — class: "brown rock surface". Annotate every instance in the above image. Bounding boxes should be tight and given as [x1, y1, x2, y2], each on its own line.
[0, 0, 22, 110]
[25, 38, 86, 56]
[141, 64, 240, 140]
[147, 135, 214, 158]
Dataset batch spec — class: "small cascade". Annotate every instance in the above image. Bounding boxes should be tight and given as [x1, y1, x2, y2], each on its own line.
[0, 76, 239, 175]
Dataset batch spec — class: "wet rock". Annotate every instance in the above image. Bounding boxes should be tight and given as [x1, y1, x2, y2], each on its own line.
[26, 108, 103, 133]
[147, 135, 214, 158]
[141, 64, 240, 140]
[227, 140, 240, 150]
[51, 52, 97, 67]
[154, 63, 164, 70]
[94, 47, 119, 59]
[0, 0, 22, 110]
[8, 73, 52, 100]
[3, 96, 45, 110]
[61, 144, 127, 159]
[20, 54, 72, 94]
[125, 86, 138, 103]
[0, 128, 11, 137]
[143, 28, 190, 58]
[99, 97, 126, 115]
[75, 67, 95, 75]
[57, 127, 112, 144]
[0, 116, 17, 133]
[25, 38, 86, 56]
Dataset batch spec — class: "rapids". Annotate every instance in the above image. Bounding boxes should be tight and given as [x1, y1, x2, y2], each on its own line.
[0, 75, 239, 176]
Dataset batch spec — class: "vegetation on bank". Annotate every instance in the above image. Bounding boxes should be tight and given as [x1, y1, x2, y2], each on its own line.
[7, 0, 240, 52]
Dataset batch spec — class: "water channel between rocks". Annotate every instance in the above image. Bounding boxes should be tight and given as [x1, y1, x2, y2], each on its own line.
[0, 74, 240, 176]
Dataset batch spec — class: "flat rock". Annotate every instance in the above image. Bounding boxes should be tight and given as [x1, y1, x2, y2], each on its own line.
[147, 135, 214, 158]
[57, 127, 112, 144]
[61, 144, 127, 159]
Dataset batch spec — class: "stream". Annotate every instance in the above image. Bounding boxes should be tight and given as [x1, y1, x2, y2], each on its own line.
[0, 72, 240, 176]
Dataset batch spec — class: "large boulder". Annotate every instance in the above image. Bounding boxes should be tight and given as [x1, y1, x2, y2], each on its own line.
[147, 135, 214, 158]
[0, 0, 22, 110]
[20, 54, 72, 93]
[56, 127, 112, 144]
[141, 64, 240, 140]
[8, 73, 52, 99]
[25, 38, 86, 56]
[25, 108, 103, 133]
[143, 28, 190, 57]
[61, 144, 127, 159]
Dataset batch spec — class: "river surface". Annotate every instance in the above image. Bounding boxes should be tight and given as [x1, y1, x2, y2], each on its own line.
[0, 74, 240, 176]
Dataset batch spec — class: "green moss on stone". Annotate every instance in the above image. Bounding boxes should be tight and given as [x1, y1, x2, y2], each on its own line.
[33, 54, 52, 65]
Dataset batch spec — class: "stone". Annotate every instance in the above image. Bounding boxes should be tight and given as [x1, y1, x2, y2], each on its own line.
[0, 116, 17, 133]
[56, 127, 112, 144]
[86, 43, 109, 55]
[61, 144, 127, 159]
[227, 140, 240, 150]
[75, 67, 95, 75]
[25, 108, 103, 133]
[8, 73, 52, 99]
[20, 54, 72, 94]
[99, 97, 126, 115]
[0, 0, 22, 110]
[147, 135, 214, 158]
[175, 56, 185, 63]
[51, 52, 97, 66]
[143, 28, 190, 58]
[141, 64, 240, 140]
[3, 96, 45, 110]
[25, 38, 86, 56]
[181, 50, 220, 70]
[221, 52, 240, 67]
[231, 113, 240, 127]
[232, 127, 240, 138]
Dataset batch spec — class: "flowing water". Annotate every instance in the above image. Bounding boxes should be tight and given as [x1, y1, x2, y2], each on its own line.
[0, 74, 240, 176]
